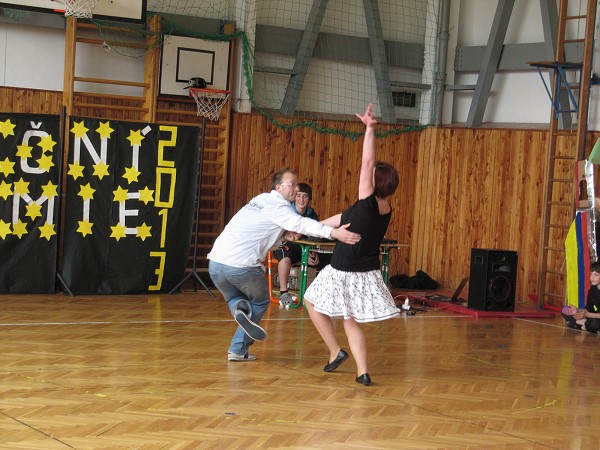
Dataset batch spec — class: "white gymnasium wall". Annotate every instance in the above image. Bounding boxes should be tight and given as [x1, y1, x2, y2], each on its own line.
[0, 21, 144, 96]
[447, 0, 600, 129]
[1, 0, 599, 128]
[1, 22, 65, 91]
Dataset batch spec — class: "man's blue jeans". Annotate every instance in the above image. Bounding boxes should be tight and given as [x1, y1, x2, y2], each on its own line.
[208, 260, 270, 355]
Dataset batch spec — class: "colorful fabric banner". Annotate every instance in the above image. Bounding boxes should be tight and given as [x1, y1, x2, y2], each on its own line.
[565, 210, 591, 308]
[61, 117, 199, 294]
[0, 114, 61, 293]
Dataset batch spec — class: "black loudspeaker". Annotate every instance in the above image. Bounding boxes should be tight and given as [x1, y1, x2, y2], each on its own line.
[467, 248, 518, 311]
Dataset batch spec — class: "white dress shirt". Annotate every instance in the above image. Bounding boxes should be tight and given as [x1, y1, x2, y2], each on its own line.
[208, 190, 333, 268]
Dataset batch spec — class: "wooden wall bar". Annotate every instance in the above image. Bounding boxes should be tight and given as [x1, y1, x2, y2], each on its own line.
[4, 85, 600, 306]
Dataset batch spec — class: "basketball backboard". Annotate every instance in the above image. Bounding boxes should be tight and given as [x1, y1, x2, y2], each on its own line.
[159, 35, 231, 96]
[0, 0, 146, 22]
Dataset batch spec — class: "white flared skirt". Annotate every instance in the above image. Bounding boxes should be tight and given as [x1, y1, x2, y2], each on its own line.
[304, 265, 400, 323]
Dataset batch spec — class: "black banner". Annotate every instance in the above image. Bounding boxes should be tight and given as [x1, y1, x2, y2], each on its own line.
[0, 114, 61, 293]
[61, 118, 199, 294]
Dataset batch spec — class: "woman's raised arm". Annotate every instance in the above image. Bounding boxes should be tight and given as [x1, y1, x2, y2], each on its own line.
[355, 103, 377, 199]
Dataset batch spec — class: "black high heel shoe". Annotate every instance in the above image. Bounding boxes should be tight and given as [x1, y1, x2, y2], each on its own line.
[355, 373, 371, 385]
[323, 349, 349, 372]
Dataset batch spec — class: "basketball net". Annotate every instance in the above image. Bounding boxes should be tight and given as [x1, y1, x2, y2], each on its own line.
[189, 88, 231, 122]
[64, 0, 100, 19]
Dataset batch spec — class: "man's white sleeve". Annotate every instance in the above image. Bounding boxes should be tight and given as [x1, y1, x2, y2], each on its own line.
[271, 204, 333, 239]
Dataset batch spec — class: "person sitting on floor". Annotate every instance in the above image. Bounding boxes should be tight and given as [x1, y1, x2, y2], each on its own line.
[562, 261, 600, 333]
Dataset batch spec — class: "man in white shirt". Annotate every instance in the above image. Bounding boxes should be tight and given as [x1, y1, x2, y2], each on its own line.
[208, 169, 360, 361]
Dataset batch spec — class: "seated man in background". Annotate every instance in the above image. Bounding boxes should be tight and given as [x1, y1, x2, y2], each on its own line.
[273, 183, 330, 306]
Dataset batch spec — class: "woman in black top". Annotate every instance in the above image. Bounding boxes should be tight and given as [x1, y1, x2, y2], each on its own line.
[304, 103, 400, 386]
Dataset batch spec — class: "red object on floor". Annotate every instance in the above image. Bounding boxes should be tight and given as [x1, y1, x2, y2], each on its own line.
[394, 290, 555, 318]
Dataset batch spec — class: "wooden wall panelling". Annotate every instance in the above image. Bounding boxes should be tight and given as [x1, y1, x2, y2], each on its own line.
[452, 128, 471, 284]
[442, 128, 463, 282]
[410, 127, 432, 277]
[226, 113, 418, 278]
[311, 125, 334, 219]
[324, 129, 351, 216]
[416, 128, 444, 287]
[320, 128, 338, 217]
[449, 128, 472, 285]
[521, 131, 544, 299]
[381, 129, 419, 276]
[296, 125, 318, 198]
[473, 130, 494, 248]
[7, 80, 600, 303]
[434, 126, 453, 279]
[227, 113, 250, 219]
[507, 129, 528, 295]
[0, 88, 62, 115]
[252, 113, 267, 196]
[407, 127, 551, 304]
[520, 131, 546, 298]
[432, 127, 448, 279]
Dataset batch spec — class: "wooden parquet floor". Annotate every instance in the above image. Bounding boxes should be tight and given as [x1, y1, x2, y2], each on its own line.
[0, 292, 597, 449]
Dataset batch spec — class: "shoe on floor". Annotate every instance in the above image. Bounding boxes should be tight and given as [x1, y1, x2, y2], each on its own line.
[234, 309, 267, 341]
[228, 352, 257, 361]
[355, 373, 372, 386]
[323, 349, 349, 372]
[279, 291, 293, 306]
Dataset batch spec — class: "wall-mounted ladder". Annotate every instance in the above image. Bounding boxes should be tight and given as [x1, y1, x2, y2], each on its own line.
[532, 0, 597, 307]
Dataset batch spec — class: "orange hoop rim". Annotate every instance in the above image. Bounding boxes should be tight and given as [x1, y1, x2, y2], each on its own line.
[188, 87, 230, 96]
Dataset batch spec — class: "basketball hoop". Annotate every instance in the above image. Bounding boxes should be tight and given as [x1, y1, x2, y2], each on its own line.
[188, 88, 231, 121]
[64, 0, 100, 19]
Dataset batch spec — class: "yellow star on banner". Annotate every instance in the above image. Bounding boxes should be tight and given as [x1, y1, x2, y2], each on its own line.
[113, 186, 129, 203]
[93, 161, 110, 180]
[15, 144, 33, 158]
[0, 157, 16, 177]
[96, 121, 114, 139]
[136, 222, 152, 241]
[12, 220, 28, 239]
[71, 121, 89, 138]
[0, 219, 11, 239]
[138, 186, 154, 204]
[41, 181, 58, 199]
[78, 183, 96, 201]
[25, 202, 43, 220]
[110, 223, 127, 241]
[77, 220, 94, 237]
[0, 119, 16, 139]
[38, 134, 57, 153]
[38, 222, 56, 241]
[123, 166, 141, 184]
[127, 129, 144, 147]
[68, 162, 85, 180]
[36, 153, 55, 173]
[13, 178, 30, 196]
[0, 181, 12, 200]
